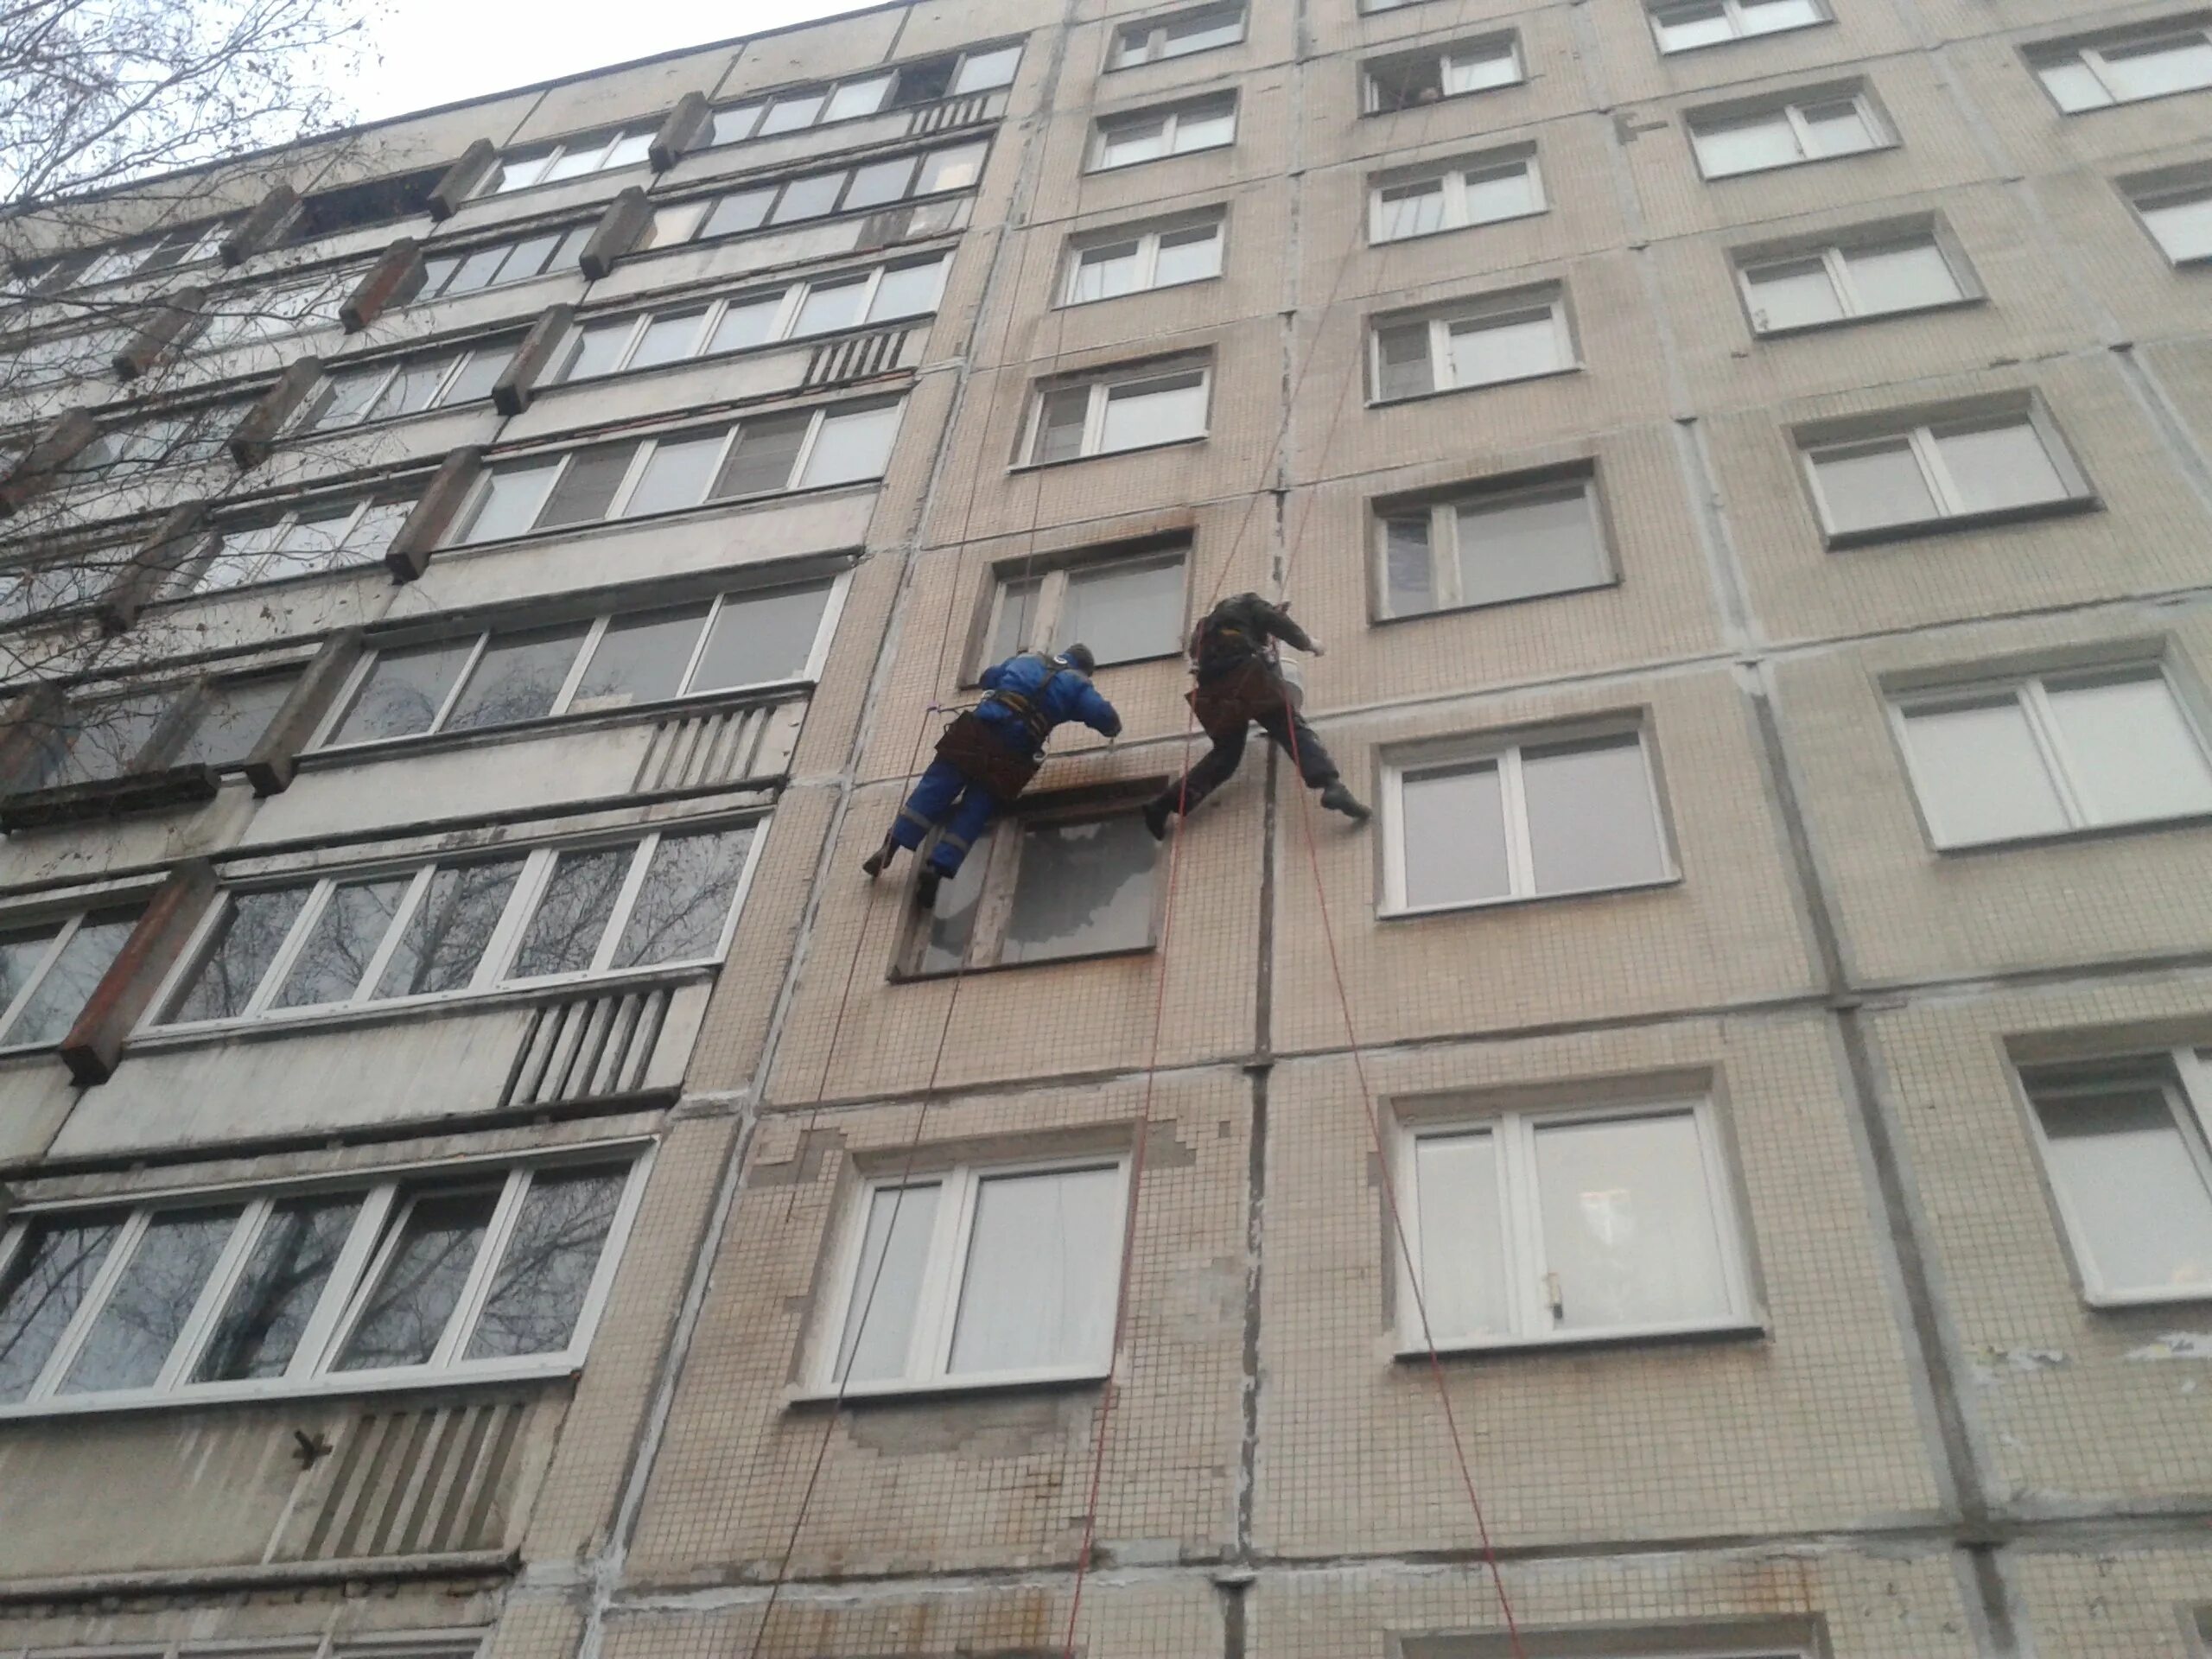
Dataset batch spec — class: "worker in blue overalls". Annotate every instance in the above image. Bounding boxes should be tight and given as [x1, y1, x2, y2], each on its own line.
[864, 643, 1123, 907]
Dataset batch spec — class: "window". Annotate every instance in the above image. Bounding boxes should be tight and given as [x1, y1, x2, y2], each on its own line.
[68, 401, 245, 478]
[20, 671, 298, 792]
[1893, 665, 2212, 848]
[153, 823, 759, 1029]
[1737, 229, 1967, 333]
[1370, 148, 1544, 243]
[821, 1157, 1128, 1393]
[1363, 37, 1524, 113]
[0, 907, 139, 1050]
[643, 140, 988, 253]
[1089, 94, 1237, 170]
[1109, 3, 1246, 68]
[551, 256, 949, 383]
[708, 45, 1020, 146]
[1376, 474, 1610, 620]
[1689, 88, 1890, 178]
[1398, 1097, 1752, 1349]
[284, 167, 444, 244]
[985, 547, 1186, 669]
[1799, 404, 2088, 539]
[1383, 725, 1672, 912]
[451, 398, 900, 545]
[2126, 171, 2212, 264]
[1024, 360, 1209, 463]
[482, 124, 657, 194]
[1650, 0, 1826, 53]
[16, 218, 234, 297]
[172, 492, 418, 596]
[193, 272, 355, 352]
[0, 1153, 647, 1412]
[322, 576, 841, 747]
[2023, 1061, 2212, 1305]
[2031, 25, 2212, 111]
[1060, 212, 1224, 305]
[913, 804, 1160, 974]
[296, 337, 520, 433]
[416, 225, 593, 302]
[1371, 288, 1573, 400]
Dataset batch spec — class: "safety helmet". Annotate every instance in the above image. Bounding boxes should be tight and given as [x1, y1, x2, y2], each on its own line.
[1060, 642, 1097, 675]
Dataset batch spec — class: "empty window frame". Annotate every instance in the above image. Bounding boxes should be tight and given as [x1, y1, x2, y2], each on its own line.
[2031, 24, 2212, 112]
[2126, 171, 2212, 264]
[1089, 94, 1238, 170]
[1370, 148, 1545, 243]
[450, 399, 902, 545]
[1800, 404, 2088, 539]
[152, 823, 760, 1029]
[321, 575, 843, 748]
[985, 547, 1188, 669]
[821, 1156, 1129, 1393]
[1649, 0, 1826, 54]
[708, 44, 1020, 146]
[172, 492, 419, 596]
[914, 804, 1161, 973]
[16, 219, 235, 296]
[551, 256, 950, 384]
[1060, 211, 1225, 305]
[481, 123, 658, 195]
[1024, 360, 1210, 463]
[416, 226, 593, 302]
[1363, 36, 1524, 113]
[1689, 88, 1890, 178]
[1376, 473, 1610, 619]
[1398, 1096, 1754, 1349]
[193, 272, 356, 352]
[0, 1152, 648, 1412]
[1371, 288, 1574, 400]
[1110, 3, 1247, 68]
[296, 337, 521, 433]
[1736, 228, 1968, 333]
[22, 671, 300, 791]
[1892, 664, 2212, 848]
[2021, 1058, 2212, 1305]
[645, 141, 988, 251]
[1383, 724, 1674, 912]
[0, 907, 140, 1051]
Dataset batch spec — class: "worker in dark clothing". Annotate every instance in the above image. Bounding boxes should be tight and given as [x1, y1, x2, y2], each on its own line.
[1145, 592, 1369, 839]
[866, 644, 1122, 906]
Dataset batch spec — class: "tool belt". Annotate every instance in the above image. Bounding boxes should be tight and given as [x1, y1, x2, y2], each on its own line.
[1188, 656, 1281, 735]
[935, 709, 1041, 798]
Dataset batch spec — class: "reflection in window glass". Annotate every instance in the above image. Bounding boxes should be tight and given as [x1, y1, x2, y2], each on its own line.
[464, 1166, 626, 1359]
[169, 887, 312, 1023]
[1002, 817, 1154, 963]
[270, 876, 411, 1009]
[60, 1206, 243, 1394]
[508, 847, 632, 979]
[2, 911, 137, 1049]
[442, 625, 590, 732]
[2033, 1079, 2212, 1297]
[570, 604, 710, 709]
[0, 1215, 123, 1402]
[333, 640, 475, 745]
[335, 1187, 500, 1370]
[194, 1195, 363, 1382]
[375, 859, 525, 998]
[612, 828, 755, 968]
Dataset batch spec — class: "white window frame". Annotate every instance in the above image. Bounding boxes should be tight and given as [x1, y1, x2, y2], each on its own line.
[1736, 231, 1969, 334]
[1362, 37, 1526, 113]
[1370, 290, 1575, 400]
[0, 906, 138, 1053]
[1087, 94, 1237, 171]
[0, 1147, 652, 1418]
[1394, 1097, 1757, 1353]
[143, 822, 766, 1033]
[180, 493, 416, 597]
[1023, 361, 1211, 463]
[1373, 474, 1611, 618]
[316, 572, 850, 752]
[813, 1154, 1132, 1395]
[192, 272, 355, 353]
[299, 338, 516, 434]
[480, 124, 657, 196]
[2126, 174, 2212, 265]
[982, 549, 1189, 670]
[1058, 213, 1226, 307]
[1688, 90, 1890, 179]
[1368, 149, 1546, 243]
[1890, 663, 2212, 848]
[709, 44, 1019, 145]
[416, 226, 590, 303]
[1649, 0, 1828, 54]
[1380, 723, 1675, 915]
[2031, 27, 2212, 112]
[1109, 3, 1248, 69]
[1799, 405, 2086, 538]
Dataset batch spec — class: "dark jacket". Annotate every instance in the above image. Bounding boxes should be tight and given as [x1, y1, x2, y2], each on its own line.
[1191, 592, 1317, 683]
[974, 652, 1123, 749]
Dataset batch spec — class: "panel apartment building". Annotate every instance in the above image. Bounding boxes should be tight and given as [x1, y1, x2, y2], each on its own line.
[1, 0, 2210, 1656]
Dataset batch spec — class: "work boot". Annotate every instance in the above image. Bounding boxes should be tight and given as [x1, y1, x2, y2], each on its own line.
[914, 868, 944, 911]
[1142, 797, 1173, 842]
[1319, 782, 1371, 823]
[861, 839, 895, 878]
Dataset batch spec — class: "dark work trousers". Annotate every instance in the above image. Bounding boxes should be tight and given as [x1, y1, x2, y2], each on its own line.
[1159, 695, 1339, 815]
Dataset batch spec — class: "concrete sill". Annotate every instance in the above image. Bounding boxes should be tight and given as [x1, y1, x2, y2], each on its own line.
[785, 1370, 1108, 1410]
[1823, 493, 2100, 550]
[1052, 270, 1224, 313]
[1753, 293, 1985, 340]
[1374, 205, 1546, 247]
[1009, 435, 1206, 474]
[890, 940, 1158, 983]
[1380, 873, 1683, 922]
[1368, 364, 1582, 408]
[1372, 574, 1618, 627]
[1398, 1319, 1765, 1362]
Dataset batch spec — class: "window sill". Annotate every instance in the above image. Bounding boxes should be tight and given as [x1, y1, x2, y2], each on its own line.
[890, 939, 1158, 982]
[786, 1366, 1107, 1408]
[1052, 270, 1224, 312]
[1700, 140, 1900, 183]
[1751, 293, 1985, 340]
[1381, 872, 1681, 919]
[2082, 1285, 2212, 1313]
[1656, 16, 1832, 54]
[1009, 434, 1207, 474]
[1396, 1317, 1764, 1360]
[1103, 47, 1243, 74]
[1375, 573, 1618, 626]
[1362, 84, 1529, 118]
[2055, 83, 2212, 118]
[1823, 492, 2100, 550]
[1371, 205, 1547, 247]
[1930, 809, 2212, 857]
[0, 1356, 578, 1423]
[1368, 363, 1582, 408]
[1084, 143, 1234, 176]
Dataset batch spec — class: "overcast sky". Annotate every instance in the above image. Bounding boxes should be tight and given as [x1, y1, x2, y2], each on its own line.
[348, 0, 879, 124]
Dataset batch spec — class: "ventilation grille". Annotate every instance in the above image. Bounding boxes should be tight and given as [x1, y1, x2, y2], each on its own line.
[804, 327, 910, 388]
[501, 983, 672, 1108]
[294, 1398, 527, 1560]
[634, 701, 783, 791]
[909, 92, 993, 135]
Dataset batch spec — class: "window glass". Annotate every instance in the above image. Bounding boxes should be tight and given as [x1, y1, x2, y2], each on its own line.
[629, 309, 708, 371]
[1847, 240, 1961, 314]
[1934, 421, 2065, 514]
[622, 432, 724, 517]
[1413, 1133, 1510, 1338]
[537, 442, 634, 529]
[702, 188, 773, 239]
[1902, 697, 2070, 844]
[2104, 33, 2212, 100]
[1520, 734, 1666, 894]
[835, 1184, 940, 1382]
[1811, 439, 1937, 534]
[304, 366, 390, 431]
[41, 694, 169, 788]
[1695, 112, 1799, 175]
[794, 276, 868, 335]
[760, 90, 826, 134]
[713, 410, 811, 497]
[442, 623, 590, 731]
[169, 674, 297, 770]
[1175, 101, 1236, 151]
[946, 1166, 1121, 1374]
[1531, 1112, 1732, 1331]
[1, 927, 71, 1030]
[463, 1166, 626, 1360]
[168, 887, 312, 1023]
[1656, 1, 1734, 49]
[60, 1205, 242, 1395]
[871, 257, 947, 320]
[1447, 308, 1565, 385]
[798, 403, 901, 487]
[374, 858, 524, 998]
[1802, 98, 1876, 155]
[1745, 257, 1844, 330]
[1059, 557, 1183, 664]
[1153, 223, 1222, 287]
[823, 75, 892, 121]
[270, 875, 410, 1009]
[508, 847, 631, 978]
[1464, 162, 1540, 221]
[2033, 1082, 2212, 1296]
[2045, 674, 2212, 824]
[334, 640, 474, 745]
[611, 827, 754, 968]
[572, 603, 711, 709]
[690, 582, 834, 690]
[1002, 817, 1156, 963]
[1376, 322, 1433, 400]
[2142, 187, 2212, 262]
[1099, 372, 1205, 451]
[1071, 241, 1141, 305]
[1445, 44, 1520, 92]
[919, 848, 988, 974]
[1402, 762, 1510, 909]
[709, 101, 764, 143]
[772, 172, 842, 224]
[844, 156, 916, 211]
[0, 1215, 122, 1402]
[1375, 178, 1446, 240]
[602, 130, 654, 171]
[1456, 486, 1605, 607]
[335, 1187, 499, 1370]
[1098, 115, 1167, 168]
[1033, 386, 1090, 463]
[3, 911, 136, 1048]
[563, 318, 634, 382]
[193, 1195, 362, 1382]
[708, 294, 784, 353]
[465, 461, 561, 543]
[991, 576, 1042, 664]
[918, 143, 985, 194]
[954, 44, 1021, 92]
[2037, 58, 2107, 112]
